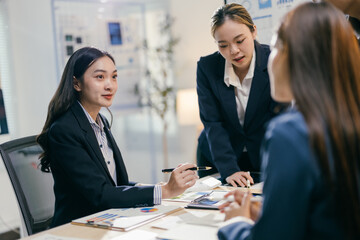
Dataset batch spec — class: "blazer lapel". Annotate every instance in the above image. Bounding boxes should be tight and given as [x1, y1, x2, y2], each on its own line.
[71, 102, 115, 185]
[101, 117, 129, 186]
[215, 55, 244, 133]
[244, 42, 269, 128]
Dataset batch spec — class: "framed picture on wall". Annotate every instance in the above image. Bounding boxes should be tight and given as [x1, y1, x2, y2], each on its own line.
[108, 22, 123, 45]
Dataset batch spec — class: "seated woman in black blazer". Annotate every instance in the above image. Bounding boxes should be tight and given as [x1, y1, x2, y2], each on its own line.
[37, 47, 198, 227]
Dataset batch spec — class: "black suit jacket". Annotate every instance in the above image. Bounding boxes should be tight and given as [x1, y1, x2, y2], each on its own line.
[197, 41, 276, 180]
[48, 102, 154, 227]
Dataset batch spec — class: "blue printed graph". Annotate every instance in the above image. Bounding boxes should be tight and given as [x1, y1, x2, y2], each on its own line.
[259, 0, 272, 9]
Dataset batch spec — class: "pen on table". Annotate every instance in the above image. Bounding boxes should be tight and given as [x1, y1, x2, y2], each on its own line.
[192, 191, 214, 203]
[161, 166, 212, 173]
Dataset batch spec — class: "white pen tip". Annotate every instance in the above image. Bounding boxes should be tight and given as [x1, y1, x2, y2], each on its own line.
[225, 195, 235, 202]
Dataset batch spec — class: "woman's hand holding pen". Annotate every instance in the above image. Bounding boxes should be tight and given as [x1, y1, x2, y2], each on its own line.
[218, 190, 261, 221]
[226, 171, 254, 187]
[161, 163, 199, 199]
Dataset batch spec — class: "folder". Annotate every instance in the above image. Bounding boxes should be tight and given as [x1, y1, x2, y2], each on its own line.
[71, 205, 182, 232]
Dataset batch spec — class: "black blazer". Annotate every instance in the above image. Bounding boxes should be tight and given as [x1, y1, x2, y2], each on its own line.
[48, 102, 154, 227]
[197, 41, 276, 180]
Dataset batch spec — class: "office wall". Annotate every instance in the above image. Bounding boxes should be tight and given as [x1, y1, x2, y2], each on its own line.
[6, 0, 57, 139]
[171, 0, 221, 89]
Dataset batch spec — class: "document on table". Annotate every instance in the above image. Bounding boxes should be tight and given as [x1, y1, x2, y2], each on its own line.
[110, 230, 157, 240]
[185, 190, 263, 210]
[163, 190, 214, 202]
[157, 223, 218, 240]
[71, 205, 182, 232]
[163, 177, 223, 203]
[185, 191, 229, 210]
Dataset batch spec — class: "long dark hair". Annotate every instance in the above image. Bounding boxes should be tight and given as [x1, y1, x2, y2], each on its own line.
[37, 47, 115, 172]
[277, 2, 360, 238]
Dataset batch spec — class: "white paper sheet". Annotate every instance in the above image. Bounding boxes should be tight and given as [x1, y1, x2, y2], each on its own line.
[110, 230, 157, 240]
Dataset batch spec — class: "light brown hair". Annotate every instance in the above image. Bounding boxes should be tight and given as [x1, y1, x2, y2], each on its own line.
[211, 3, 254, 37]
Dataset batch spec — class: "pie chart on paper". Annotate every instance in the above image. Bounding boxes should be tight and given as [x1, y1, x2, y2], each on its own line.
[140, 207, 158, 213]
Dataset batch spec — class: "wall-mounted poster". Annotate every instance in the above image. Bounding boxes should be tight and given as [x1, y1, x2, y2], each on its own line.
[52, 0, 148, 110]
[108, 22, 123, 45]
[225, 0, 311, 44]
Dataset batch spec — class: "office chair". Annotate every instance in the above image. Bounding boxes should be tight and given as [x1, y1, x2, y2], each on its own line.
[0, 135, 54, 236]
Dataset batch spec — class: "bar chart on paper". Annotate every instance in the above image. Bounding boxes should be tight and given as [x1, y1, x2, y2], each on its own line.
[71, 206, 182, 231]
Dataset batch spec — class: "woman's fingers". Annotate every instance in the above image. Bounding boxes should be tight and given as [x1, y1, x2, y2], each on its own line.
[182, 173, 199, 185]
[226, 171, 254, 187]
[174, 163, 196, 174]
[243, 171, 254, 185]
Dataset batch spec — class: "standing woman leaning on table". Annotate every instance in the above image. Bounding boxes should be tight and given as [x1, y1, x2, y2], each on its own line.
[196, 3, 278, 186]
[36, 47, 198, 227]
[218, 2, 360, 239]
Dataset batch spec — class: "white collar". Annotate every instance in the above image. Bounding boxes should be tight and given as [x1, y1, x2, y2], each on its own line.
[77, 101, 103, 129]
[224, 49, 256, 88]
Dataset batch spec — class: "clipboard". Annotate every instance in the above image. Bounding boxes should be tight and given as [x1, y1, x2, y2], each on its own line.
[71, 205, 182, 232]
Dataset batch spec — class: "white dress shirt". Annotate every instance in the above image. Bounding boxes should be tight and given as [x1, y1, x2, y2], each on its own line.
[78, 102, 117, 184]
[78, 102, 162, 205]
[224, 49, 256, 126]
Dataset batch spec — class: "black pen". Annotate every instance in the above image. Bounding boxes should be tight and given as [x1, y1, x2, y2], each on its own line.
[162, 166, 212, 173]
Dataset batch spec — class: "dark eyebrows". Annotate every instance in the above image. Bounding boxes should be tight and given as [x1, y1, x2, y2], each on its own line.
[217, 34, 245, 43]
[93, 69, 117, 73]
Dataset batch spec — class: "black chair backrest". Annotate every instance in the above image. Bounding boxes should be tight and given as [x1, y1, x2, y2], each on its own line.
[0, 135, 54, 236]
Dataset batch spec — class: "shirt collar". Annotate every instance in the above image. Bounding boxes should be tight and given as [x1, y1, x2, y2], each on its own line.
[224, 49, 256, 88]
[77, 101, 103, 130]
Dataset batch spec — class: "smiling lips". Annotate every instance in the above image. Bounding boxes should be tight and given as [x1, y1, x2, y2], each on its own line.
[103, 94, 113, 100]
[233, 56, 245, 63]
